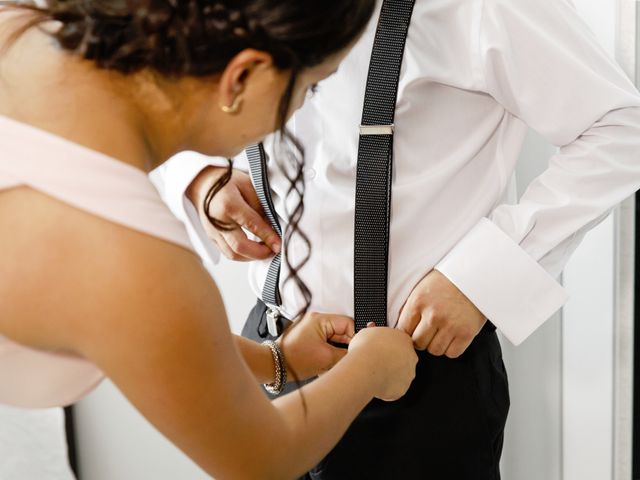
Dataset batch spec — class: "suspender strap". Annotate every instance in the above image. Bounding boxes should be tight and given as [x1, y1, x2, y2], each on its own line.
[354, 0, 416, 331]
[246, 143, 282, 310]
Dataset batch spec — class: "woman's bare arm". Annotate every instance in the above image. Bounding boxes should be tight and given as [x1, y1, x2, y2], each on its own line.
[235, 336, 276, 384]
[0, 188, 408, 479]
[235, 314, 355, 385]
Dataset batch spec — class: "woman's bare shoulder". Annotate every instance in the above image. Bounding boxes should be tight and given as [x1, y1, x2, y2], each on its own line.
[0, 186, 224, 357]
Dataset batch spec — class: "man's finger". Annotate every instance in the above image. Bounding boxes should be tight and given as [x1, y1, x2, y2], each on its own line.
[220, 228, 274, 260]
[236, 174, 278, 238]
[212, 234, 254, 262]
[412, 318, 437, 351]
[230, 202, 281, 254]
[203, 216, 266, 262]
[444, 337, 469, 359]
[396, 303, 422, 336]
[427, 329, 454, 357]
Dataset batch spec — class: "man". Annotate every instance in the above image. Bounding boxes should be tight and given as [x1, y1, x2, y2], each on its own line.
[155, 0, 640, 478]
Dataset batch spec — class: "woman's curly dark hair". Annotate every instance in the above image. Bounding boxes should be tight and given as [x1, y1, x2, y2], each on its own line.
[5, 0, 374, 75]
[2, 0, 375, 320]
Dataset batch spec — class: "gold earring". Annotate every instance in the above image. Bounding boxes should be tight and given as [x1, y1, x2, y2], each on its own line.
[220, 96, 243, 114]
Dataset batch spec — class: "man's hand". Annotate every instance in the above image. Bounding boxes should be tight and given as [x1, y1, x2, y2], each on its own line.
[187, 166, 281, 261]
[396, 270, 487, 358]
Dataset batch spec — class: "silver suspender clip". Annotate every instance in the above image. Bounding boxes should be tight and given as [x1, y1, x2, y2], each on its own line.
[266, 306, 283, 338]
[359, 124, 395, 136]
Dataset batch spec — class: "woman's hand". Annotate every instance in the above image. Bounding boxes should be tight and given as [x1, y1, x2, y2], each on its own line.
[347, 326, 418, 401]
[278, 312, 355, 381]
[187, 166, 281, 261]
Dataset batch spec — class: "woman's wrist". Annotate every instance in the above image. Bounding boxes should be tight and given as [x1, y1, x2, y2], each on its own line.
[275, 338, 298, 381]
[234, 335, 282, 384]
[337, 350, 380, 400]
[262, 340, 287, 394]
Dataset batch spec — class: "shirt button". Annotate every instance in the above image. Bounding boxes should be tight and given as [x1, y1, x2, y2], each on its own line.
[305, 168, 317, 180]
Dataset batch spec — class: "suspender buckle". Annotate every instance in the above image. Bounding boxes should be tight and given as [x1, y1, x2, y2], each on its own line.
[359, 124, 395, 136]
[266, 307, 283, 337]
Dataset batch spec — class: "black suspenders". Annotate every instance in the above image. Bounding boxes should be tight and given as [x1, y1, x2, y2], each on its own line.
[245, 0, 416, 336]
[354, 0, 416, 331]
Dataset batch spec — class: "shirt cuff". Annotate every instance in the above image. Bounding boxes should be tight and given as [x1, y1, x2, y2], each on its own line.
[181, 194, 221, 266]
[434, 218, 569, 346]
[158, 152, 233, 218]
[151, 152, 233, 266]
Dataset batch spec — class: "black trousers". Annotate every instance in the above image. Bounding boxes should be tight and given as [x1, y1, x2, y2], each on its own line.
[243, 300, 510, 480]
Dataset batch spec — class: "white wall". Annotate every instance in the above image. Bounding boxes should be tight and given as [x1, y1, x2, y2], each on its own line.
[501, 2, 619, 480]
[551, 1, 619, 478]
[0, 405, 74, 480]
[500, 131, 565, 480]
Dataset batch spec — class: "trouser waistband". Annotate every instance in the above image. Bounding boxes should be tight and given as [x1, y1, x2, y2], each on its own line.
[254, 299, 496, 339]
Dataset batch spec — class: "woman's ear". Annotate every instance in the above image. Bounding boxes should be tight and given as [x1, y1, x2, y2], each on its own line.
[218, 49, 274, 114]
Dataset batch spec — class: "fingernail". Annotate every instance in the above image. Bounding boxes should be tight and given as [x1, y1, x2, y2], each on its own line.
[272, 241, 281, 253]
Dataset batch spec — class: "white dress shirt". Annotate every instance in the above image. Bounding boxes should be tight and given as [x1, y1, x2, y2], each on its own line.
[155, 0, 640, 346]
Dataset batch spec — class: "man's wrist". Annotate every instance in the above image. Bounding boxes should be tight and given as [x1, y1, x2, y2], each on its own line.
[434, 217, 568, 345]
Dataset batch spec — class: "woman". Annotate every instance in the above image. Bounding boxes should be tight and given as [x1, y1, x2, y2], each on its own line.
[0, 1, 418, 479]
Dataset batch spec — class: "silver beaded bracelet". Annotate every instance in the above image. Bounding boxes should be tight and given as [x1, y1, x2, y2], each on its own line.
[262, 340, 287, 395]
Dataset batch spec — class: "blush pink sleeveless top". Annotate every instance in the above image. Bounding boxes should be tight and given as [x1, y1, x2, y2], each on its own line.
[0, 115, 195, 408]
